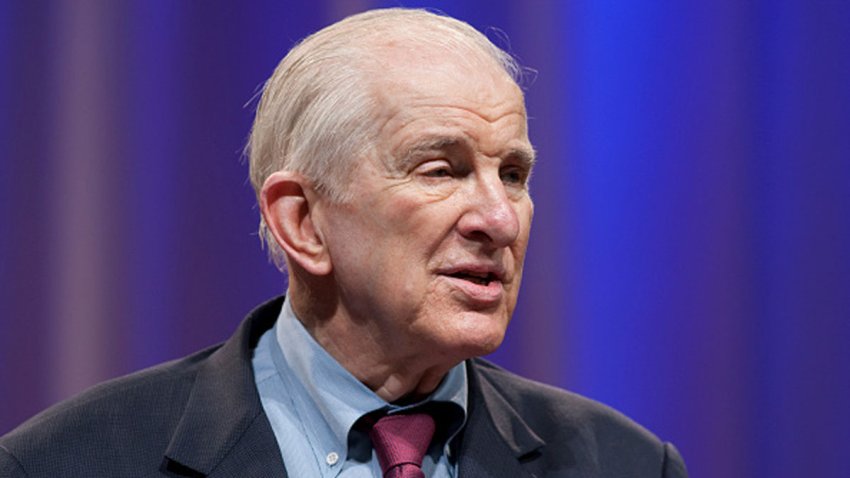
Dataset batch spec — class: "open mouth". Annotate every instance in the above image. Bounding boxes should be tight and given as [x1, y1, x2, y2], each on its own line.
[446, 271, 498, 286]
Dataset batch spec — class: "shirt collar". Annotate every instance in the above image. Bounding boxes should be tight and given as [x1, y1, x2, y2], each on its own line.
[272, 296, 468, 461]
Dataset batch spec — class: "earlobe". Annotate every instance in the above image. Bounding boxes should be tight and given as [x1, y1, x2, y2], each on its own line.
[260, 172, 332, 275]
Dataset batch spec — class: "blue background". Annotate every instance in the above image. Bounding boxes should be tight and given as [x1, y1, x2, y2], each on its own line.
[2, 1, 849, 476]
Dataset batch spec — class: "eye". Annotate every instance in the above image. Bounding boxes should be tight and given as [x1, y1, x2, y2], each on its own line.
[417, 160, 454, 179]
[424, 167, 452, 178]
[500, 166, 528, 186]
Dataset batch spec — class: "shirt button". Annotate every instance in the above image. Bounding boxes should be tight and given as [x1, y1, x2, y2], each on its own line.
[326, 452, 339, 466]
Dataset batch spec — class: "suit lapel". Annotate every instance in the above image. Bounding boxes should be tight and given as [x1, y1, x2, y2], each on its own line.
[163, 297, 289, 477]
[157, 299, 572, 477]
[457, 360, 545, 478]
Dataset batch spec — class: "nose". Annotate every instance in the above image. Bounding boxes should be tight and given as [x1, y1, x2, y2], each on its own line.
[456, 173, 521, 248]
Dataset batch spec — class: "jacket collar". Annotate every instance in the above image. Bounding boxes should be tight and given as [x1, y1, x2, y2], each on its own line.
[160, 296, 548, 477]
[457, 359, 546, 478]
[163, 296, 288, 477]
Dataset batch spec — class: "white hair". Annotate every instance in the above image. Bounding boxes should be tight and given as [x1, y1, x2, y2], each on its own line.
[246, 8, 523, 269]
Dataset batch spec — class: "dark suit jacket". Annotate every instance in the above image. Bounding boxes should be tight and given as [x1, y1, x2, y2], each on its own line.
[0, 296, 687, 477]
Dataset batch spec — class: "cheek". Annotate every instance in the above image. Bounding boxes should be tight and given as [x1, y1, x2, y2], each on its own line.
[382, 197, 452, 254]
[520, 197, 534, 231]
[352, 202, 435, 284]
[513, 202, 534, 254]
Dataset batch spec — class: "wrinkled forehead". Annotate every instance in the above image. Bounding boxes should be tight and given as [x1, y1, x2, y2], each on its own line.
[364, 38, 525, 111]
[359, 40, 532, 169]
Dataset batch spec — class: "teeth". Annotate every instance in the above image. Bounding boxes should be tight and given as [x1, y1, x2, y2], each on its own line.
[457, 272, 490, 284]
[445, 270, 498, 284]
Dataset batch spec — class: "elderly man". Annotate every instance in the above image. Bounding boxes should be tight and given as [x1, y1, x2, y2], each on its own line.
[0, 9, 687, 478]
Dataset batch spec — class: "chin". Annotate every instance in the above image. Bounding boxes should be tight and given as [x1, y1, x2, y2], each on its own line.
[441, 311, 509, 360]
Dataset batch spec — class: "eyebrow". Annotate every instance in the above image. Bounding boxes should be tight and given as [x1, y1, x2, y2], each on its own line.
[401, 136, 463, 160]
[505, 146, 537, 169]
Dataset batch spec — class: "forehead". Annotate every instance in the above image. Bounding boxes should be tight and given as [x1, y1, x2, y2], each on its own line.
[367, 43, 530, 156]
[373, 41, 521, 105]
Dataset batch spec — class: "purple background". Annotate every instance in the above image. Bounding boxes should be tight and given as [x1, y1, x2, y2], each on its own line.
[2, 1, 849, 477]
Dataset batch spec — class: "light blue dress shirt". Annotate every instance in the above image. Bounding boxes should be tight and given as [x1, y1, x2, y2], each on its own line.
[252, 296, 468, 477]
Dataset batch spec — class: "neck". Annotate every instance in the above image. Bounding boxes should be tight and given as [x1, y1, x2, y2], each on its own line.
[288, 282, 455, 403]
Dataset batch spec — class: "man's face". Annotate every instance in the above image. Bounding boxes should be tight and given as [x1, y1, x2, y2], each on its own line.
[317, 49, 534, 365]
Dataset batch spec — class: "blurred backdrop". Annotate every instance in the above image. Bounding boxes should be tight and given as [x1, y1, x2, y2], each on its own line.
[2, 1, 849, 477]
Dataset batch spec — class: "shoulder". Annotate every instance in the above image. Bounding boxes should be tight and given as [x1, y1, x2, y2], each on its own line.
[470, 357, 649, 430]
[0, 296, 282, 477]
[468, 358, 687, 477]
[0, 345, 219, 477]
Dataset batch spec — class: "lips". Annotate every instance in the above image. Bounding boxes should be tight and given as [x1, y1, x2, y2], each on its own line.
[441, 263, 505, 282]
[446, 270, 499, 285]
[438, 264, 507, 305]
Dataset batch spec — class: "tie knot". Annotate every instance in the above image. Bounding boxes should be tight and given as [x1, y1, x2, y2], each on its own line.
[369, 412, 436, 477]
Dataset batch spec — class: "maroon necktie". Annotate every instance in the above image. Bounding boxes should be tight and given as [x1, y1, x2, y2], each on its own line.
[369, 412, 436, 478]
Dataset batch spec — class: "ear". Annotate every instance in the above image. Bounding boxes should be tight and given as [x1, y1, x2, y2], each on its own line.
[260, 171, 332, 276]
